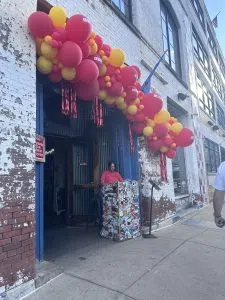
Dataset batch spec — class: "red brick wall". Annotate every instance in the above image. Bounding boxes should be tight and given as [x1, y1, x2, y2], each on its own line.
[0, 203, 35, 289]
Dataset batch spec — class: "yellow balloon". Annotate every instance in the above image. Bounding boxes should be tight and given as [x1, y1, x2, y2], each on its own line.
[116, 97, 125, 106]
[143, 126, 153, 137]
[90, 42, 98, 55]
[105, 96, 116, 105]
[61, 67, 76, 80]
[49, 6, 67, 28]
[147, 119, 155, 128]
[108, 48, 125, 67]
[160, 146, 168, 153]
[98, 90, 107, 100]
[118, 102, 127, 110]
[127, 105, 138, 115]
[37, 56, 53, 74]
[154, 110, 170, 124]
[41, 42, 58, 60]
[170, 122, 183, 134]
[134, 98, 140, 105]
[36, 38, 43, 56]
[99, 64, 107, 76]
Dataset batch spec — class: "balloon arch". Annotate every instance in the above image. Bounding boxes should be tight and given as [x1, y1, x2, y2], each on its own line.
[28, 6, 194, 160]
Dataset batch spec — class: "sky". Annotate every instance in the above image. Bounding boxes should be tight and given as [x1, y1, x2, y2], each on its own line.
[204, 0, 225, 57]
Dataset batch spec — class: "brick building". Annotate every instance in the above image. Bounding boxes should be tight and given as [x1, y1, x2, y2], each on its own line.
[0, 0, 224, 297]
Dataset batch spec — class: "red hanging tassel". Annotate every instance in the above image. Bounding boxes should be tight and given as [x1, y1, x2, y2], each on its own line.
[129, 123, 134, 153]
[61, 81, 66, 115]
[92, 97, 103, 127]
[70, 84, 77, 119]
[160, 153, 168, 182]
[99, 100, 103, 127]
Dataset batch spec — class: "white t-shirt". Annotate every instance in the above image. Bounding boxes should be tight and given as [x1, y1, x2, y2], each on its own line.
[213, 162, 225, 191]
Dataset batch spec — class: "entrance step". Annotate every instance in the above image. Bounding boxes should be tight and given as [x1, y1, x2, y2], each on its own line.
[35, 261, 64, 289]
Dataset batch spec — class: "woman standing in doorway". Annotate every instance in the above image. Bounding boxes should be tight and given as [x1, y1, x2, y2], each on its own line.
[100, 161, 123, 185]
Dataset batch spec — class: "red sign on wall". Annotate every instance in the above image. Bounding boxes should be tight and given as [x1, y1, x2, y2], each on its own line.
[35, 135, 45, 163]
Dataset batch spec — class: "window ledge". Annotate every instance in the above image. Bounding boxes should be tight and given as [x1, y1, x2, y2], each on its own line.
[175, 194, 190, 200]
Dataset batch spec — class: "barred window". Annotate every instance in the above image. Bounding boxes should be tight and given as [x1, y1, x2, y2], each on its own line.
[207, 25, 217, 58]
[109, 0, 132, 21]
[193, 28, 210, 76]
[218, 53, 225, 78]
[160, 1, 181, 74]
[217, 104, 225, 130]
[212, 66, 222, 99]
[190, 0, 204, 28]
[197, 76, 215, 119]
[204, 138, 220, 173]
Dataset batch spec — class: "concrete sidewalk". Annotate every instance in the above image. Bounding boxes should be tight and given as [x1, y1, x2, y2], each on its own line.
[24, 205, 225, 300]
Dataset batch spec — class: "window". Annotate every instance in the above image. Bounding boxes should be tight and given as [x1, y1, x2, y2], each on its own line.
[218, 53, 225, 78]
[160, 2, 181, 74]
[217, 104, 225, 130]
[204, 138, 220, 172]
[172, 148, 188, 195]
[207, 25, 217, 58]
[193, 28, 210, 76]
[190, 0, 204, 28]
[212, 66, 222, 98]
[221, 147, 225, 162]
[197, 76, 215, 119]
[108, 0, 132, 20]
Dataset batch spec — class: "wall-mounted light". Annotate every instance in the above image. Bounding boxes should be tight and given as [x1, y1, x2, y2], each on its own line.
[207, 120, 214, 126]
[177, 93, 189, 101]
[212, 125, 219, 131]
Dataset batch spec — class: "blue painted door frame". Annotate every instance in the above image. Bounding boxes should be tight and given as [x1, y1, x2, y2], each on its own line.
[36, 82, 44, 261]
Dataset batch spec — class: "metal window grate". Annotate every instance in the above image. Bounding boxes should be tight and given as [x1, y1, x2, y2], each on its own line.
[108, 0, 132, 21]
[190, 0, 205, 28]
[197, 75, 215, 119]
[204, 138, 220, 173]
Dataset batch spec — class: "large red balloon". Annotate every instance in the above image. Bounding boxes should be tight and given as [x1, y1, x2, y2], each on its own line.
[121, 66, 138, 87]
[131, 123, 145, 136]
[59, 41, 82, 68]
[148, 139, 164, 152]
[95, 35, 103, 50]
[66, 15, 92, 43]
[107, 65, 117, 76]
[125, 86, 138, 102]
[52, 28, 68, 43]
[75, 80, 99, 101]
[79, 42, 90, 59]
[133, 112, 145, 123]
[175, 128, 194, 147]
[166, 150, 176, 159]
[141, 93, 163, 119]
[154, 124, 168, 138]
[77, 59, 99, 83]
[107, 82, 123, 97]
[28, 12, 54, 38]
[131, 65, 141, 79]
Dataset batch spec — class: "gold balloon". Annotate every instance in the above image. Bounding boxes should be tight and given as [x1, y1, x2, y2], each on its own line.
[160, 146, 169, 153]
[61, 67, 76, 80]
[37, 56, 53, 74]
[49, 6, 67, 28]
[98, 90, 107, 100]
[41, 42, 58, 60]
[154, 110, 170, 124]
[147, 119, 155, 128]
[127, 105, 138, 115]
[105, 96, 116, 105]
[108, 48, 125, 67]
[99, 64, 107, 76]
[143, 126, 153, 137]
[170, 122, 183, 135]
[36, 38, 43, 56]
[116, 97, 125, 106]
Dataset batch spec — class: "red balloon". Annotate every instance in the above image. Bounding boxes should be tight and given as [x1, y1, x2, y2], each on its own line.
[107, 65, 117, 76]
[148, 139, 164, 152]
[163, 135, 174, 147]
[135, 82, 142, 90]
[28, 12, 54, 38]
[79, 42, 90, 59]
[52, 28, 68, 43]
[131, 65, 141, 79]
[59, 41, 82, 68]
[66, 14, 92, 43]
[133, 112, 145, 123]
[89, 55, 103, 69]
[131, 122, 145, 136]
[101, 44, 111, 56]
[95, 35, 103, 50]
[75, 80, 99, 101]
[166, 150, 176, 159]
[121, 66, 138, 87]
[175, 128, 194, 147]
[154, 124, 168, 138]
[125, 86, 138, 102]
[48, 72, 62, 83]
[107, 82, 123, 97]
[141, 93, 163, 119]
[77, 59, 99, 83]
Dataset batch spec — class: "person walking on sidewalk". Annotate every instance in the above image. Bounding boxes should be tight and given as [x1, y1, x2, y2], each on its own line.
[213, 161, 225, 227]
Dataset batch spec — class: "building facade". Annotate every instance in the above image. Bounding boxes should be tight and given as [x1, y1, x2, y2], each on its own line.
[0, 0, 224, 296]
